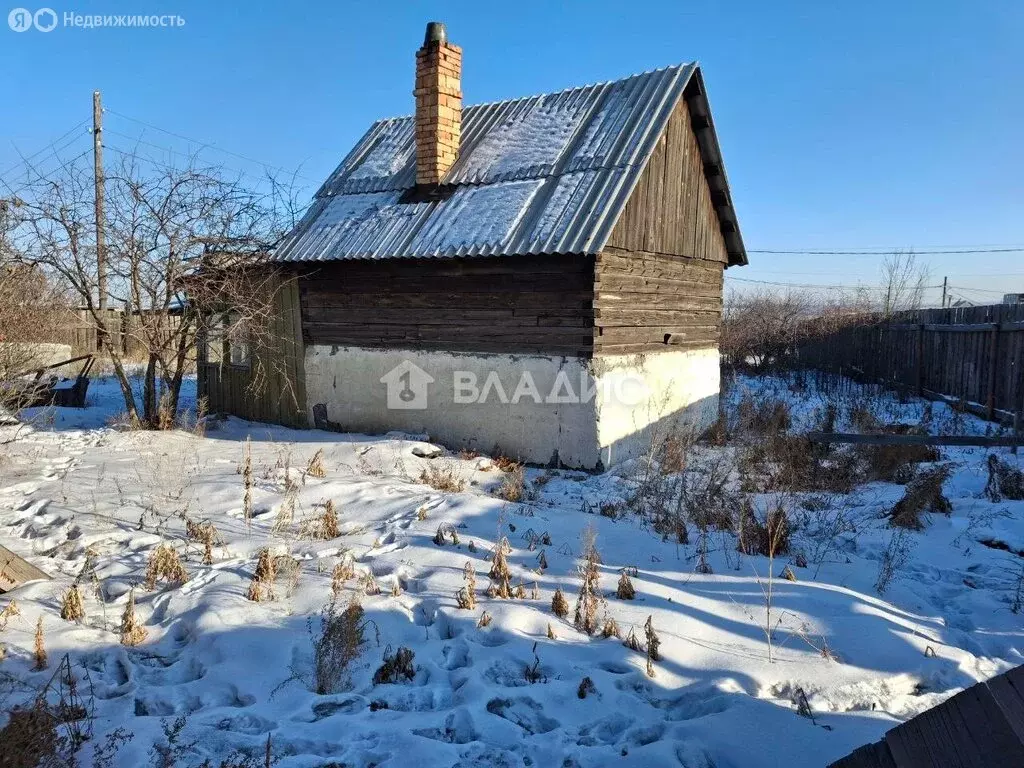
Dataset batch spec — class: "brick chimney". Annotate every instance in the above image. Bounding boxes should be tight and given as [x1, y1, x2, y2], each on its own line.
[414, 22, 462, 186]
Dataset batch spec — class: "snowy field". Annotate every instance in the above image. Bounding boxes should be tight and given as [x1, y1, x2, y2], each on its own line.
[0, 372, 1022, 767]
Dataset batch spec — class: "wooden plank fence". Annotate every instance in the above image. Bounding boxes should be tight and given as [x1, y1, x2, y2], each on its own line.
[797, 304, 1024, 423]
[57, 309, 185, 357]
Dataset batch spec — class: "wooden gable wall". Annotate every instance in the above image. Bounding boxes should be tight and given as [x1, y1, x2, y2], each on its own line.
[594, 93, 729, 355]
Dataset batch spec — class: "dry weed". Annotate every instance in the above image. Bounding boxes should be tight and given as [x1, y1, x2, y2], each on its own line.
[455, 561, 477, 610]
[314, 597, 375, 694]
[143, 544, 189, 590]
[418, 463, 465, 492]
[573, 527, 603, 635]
[551, 587, 569, 618]
[487, 537, 513, 599]
[890, 465, 952, 529]
[119, 588, 147, 646]
[372, 645, 416, 685]
[33, 617, 46, 670]
[246, 547, 277, 602]
[577, 676, 597, 699]
[59, 585, 85, 623]
[615, 572, 635, 600]
[306, 448, 327, 479]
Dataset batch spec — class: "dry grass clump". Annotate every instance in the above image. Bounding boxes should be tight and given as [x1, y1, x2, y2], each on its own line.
[739, 396, 792, 435]
[860, 443, 940, 483]
[577, 676, 597, 699]
[487, 537, 513, 599]
[455, 561, 477, 610]
[432, 523, 460, 546]
[372, 645, 416, 685]
[33, 617, 47, 670]
[551, 587, 569, 618]
[495, 464, 533, 502]
[306, 449, 327, 479]
[477, 611, 492, 628]
[0, 702, 60, 768]
[573, 527, 603, 635]
[144, 544, 189, 590]
[331, 556, 356, 599]
[302, 500, 340, 540]
[600, 616, 621, 639]
[547, 623, 556, 640]
[246, 547, 277, 602]
[120, 588, 148, 646]
[890, 465, 952, 529]
[985, 454, 1024, 502]
[59, 585, 85, 623]
[314, 597, 375, 694]
[418, 463, 465, 492]
[615, 572, 635, 600]
[185, 517, 221, 565]
[493, 455, 520, 473]
[644, 615, 661, 677]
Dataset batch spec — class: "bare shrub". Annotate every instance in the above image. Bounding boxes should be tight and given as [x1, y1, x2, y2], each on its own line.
[0, 702, 60, 768]
[314, 597, 375, 694]
[889, 466, 952, 529]
[573, 527, 602, 635]
[984, 454, 1024, 502]
[875, 528, 915, 594]
[59, 585, 85, 623]
[455, 561, 477, 610]
[418, 463, 465, 492]
[551, 587, 569, 619]
[119, 589, 147, 647]
[144, 544, 189, 590]
[615, 572, 635, 600]
[372, 645, 415, 685]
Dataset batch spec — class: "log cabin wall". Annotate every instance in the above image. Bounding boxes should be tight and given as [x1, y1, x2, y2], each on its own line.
[298, 253, 595, 358]
[595, 93, 728, 356]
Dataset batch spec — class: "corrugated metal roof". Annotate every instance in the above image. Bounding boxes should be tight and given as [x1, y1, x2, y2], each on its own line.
[274, 63, 747, 265]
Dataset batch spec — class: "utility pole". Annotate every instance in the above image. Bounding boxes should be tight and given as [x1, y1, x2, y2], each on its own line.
[941, 276, 948, 309]
[92, 90, 107, 311]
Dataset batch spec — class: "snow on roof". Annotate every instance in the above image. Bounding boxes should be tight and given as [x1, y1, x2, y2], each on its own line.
[274, 63, 746, 264]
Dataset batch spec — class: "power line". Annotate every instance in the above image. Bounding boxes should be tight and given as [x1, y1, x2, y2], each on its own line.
[725, 276, 945, 292]
[0, 119, 90, 183]
[0, 148, 93, 198]
[748, 247, 1024, 255]
[105, 108, 319, 184]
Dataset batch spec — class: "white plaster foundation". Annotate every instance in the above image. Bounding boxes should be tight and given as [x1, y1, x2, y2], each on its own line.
[304, 345, 719, 469]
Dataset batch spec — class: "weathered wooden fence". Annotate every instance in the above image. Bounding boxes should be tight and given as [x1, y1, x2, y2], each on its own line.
[58, 309, 186, 357]
[797, 304, 1024, 422]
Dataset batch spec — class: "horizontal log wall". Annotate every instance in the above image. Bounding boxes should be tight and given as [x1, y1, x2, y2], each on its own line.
[299, 254, 595, 357]
[595, 92, 728, 355]
[797, 304, 1024, 420]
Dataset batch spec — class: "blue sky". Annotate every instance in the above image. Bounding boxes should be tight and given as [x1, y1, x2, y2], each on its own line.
[2, 0, 1022, 304]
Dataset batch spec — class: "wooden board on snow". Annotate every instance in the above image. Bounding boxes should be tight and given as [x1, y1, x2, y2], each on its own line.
[0, 545, 50, 592]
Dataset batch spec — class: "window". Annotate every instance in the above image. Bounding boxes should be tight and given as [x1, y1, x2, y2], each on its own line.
[227, 313, 251, 368]
[202, 312, 249, 368]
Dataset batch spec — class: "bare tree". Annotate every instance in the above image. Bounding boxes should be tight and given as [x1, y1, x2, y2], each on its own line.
[5, 150, 299, 427]
[881, 251, 930, 315]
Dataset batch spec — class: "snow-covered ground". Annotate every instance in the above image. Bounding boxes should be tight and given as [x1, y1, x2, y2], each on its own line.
[0, 373, 1022, 767]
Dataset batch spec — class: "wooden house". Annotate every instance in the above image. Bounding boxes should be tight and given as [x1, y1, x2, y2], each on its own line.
[197, 22, 748, 469]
